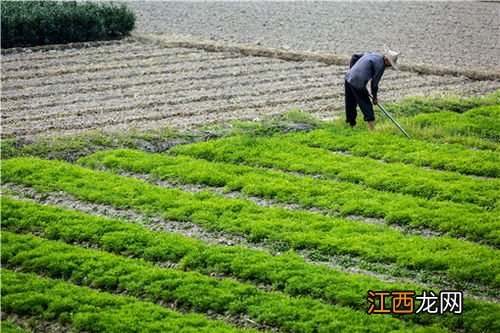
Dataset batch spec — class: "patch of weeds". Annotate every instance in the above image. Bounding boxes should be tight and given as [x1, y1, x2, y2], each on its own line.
[280, 109, 321, 126]
[3, 92, 497, 162]
[1, 138, 16, 157]
[1, 129, 193, 162]
[1, 187, 18, 197]
[138, 212, 156, 225]
[196, 123, 234, 141]
[1, 109, 317, 161]
[331, 255, 359, 269]
[230, 109, 319, 137]
[384, 90, 500, 117]
[307, 250, 330, 262]
[266, 239, 292, 253]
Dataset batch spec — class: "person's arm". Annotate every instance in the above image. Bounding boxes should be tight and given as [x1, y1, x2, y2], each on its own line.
[370, 61, 385, 101]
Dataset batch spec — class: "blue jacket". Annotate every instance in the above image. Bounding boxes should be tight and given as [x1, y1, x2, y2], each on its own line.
[345, 53, 385, 99]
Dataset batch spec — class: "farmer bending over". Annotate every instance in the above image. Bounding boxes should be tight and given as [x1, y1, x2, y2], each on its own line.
[344, 46, 400, 131]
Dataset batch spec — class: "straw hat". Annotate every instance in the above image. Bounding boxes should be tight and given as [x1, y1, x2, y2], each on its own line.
[384, 45, 400, 70]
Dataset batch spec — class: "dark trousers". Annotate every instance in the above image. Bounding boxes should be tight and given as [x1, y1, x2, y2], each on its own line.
[344, 80, 375, 126]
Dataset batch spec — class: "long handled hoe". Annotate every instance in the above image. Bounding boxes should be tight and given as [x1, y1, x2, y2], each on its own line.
[369, 94, 412, 140]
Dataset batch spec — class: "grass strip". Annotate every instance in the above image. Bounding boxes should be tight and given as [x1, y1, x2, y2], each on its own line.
[2, 158, 499, 289]
[0, 268, 256, 333]
[2, 231, 436, 333]
[282, 127, 499, 177]
[383, 91, 500, 116]
[171, 135, 498, 208]
[78, 149, 499, 246]
[0, 128, 195, 161]
[409, 105, 499, 143]
[377, 105, 500, 150]
[2, 197, 498, 332]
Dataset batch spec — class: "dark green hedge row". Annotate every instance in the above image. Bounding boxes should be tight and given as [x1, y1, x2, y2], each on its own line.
[1, 1, 135, 49]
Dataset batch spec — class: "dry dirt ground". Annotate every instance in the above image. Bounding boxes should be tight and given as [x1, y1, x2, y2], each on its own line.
[2, 35, 499, 138]
[127, 1, 500, 72]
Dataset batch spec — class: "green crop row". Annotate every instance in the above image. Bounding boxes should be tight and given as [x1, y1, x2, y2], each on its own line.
[282, 127, 499, 177]
[3, 231, 434, 333]
[78, 149, 499, 246]
[383, 91, 500, 117]
[3, 197, 498, 332]
[170, 135, 498, 208]
[1, 268, 256, 333]
[409, 106, 499, 143]
[375, 106, 500, 150]
[2, 159, 499, 289]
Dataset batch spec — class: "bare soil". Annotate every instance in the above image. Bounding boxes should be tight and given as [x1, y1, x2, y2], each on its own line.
[2, 37, 498, 139]
[127, 1, 500, 72]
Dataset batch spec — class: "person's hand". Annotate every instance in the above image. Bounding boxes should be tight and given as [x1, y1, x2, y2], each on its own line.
[372, 97, 378, 105]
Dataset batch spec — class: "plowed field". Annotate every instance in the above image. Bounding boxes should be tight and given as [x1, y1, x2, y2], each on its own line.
[2, 37, 498, 138]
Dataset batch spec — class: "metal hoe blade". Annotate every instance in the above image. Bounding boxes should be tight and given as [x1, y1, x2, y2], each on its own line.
[369, 94, 412, 140]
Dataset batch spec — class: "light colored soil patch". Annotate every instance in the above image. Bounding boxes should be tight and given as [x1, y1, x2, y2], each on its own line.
[127, 2, 500, 72]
